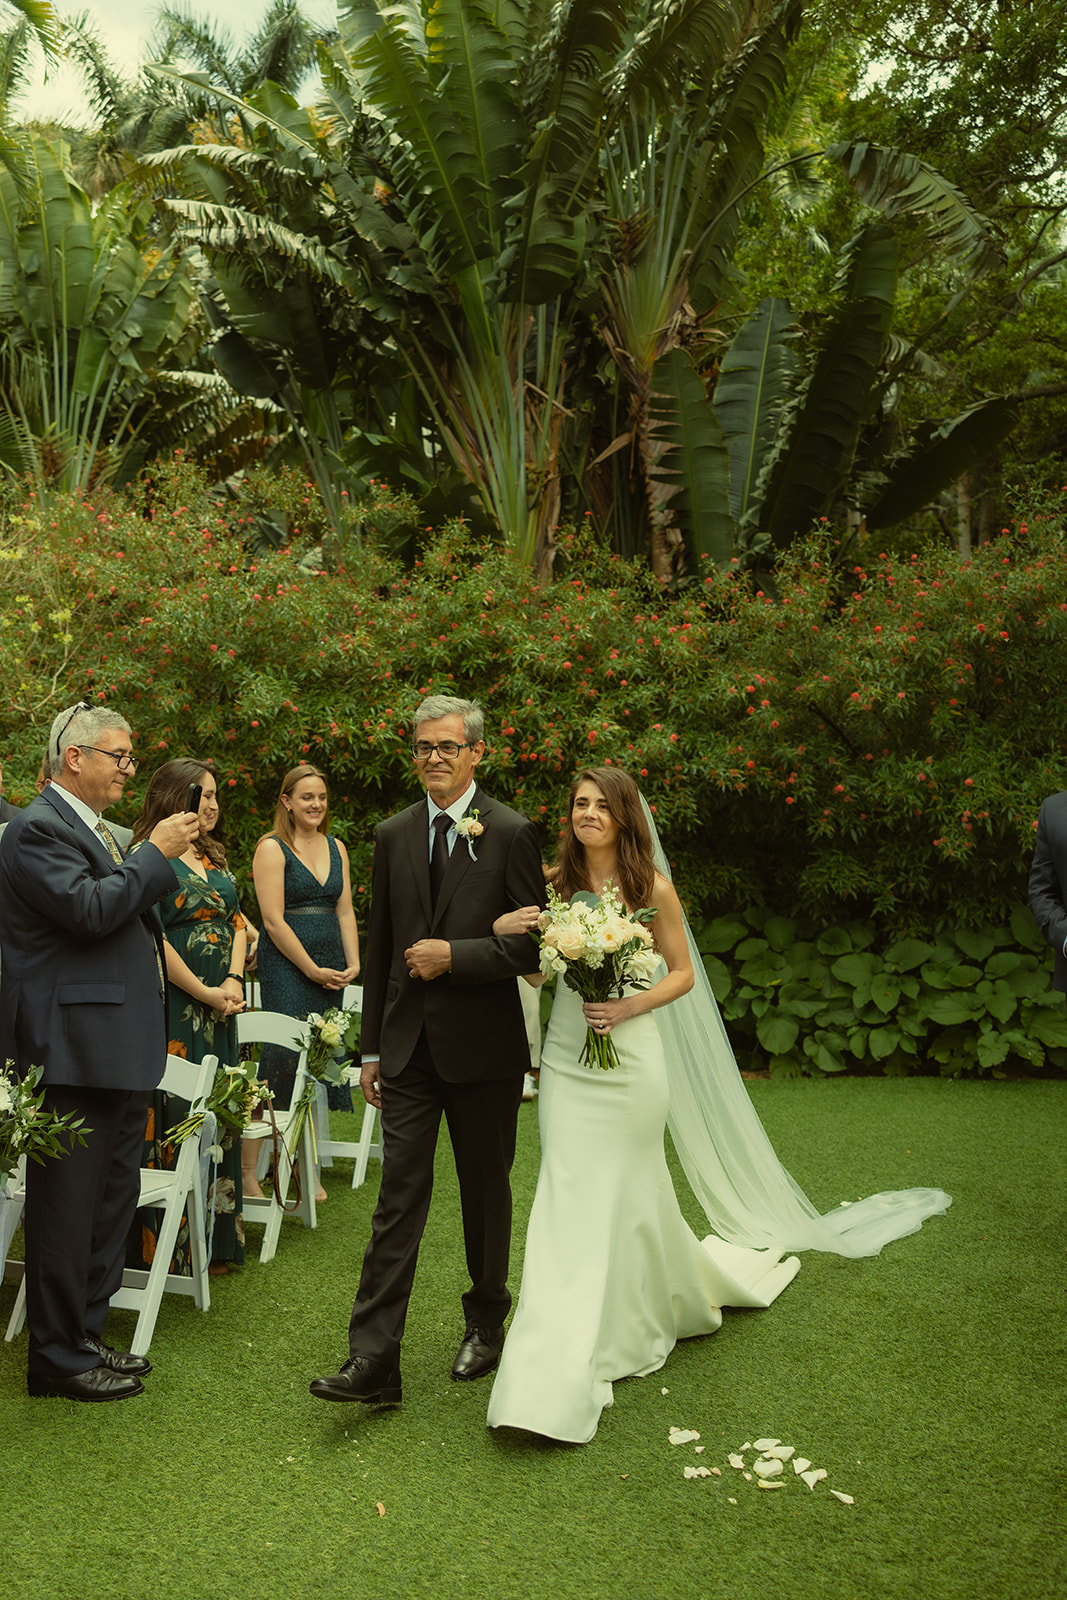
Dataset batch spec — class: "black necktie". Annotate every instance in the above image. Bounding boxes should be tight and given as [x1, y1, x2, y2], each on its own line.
[430, 813, 452, 906]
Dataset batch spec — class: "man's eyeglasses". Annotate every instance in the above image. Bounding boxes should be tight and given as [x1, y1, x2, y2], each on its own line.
[80, 745, 138, 772]
[53, 699, 93, 756]
[412, 741, 472, 761]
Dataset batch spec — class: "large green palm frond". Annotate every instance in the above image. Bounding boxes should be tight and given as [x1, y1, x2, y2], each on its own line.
[747, 223, 898, 548]
[608, 0, 743, 112]
[339, 0, 501, 276]
[827, 140, 1004, 278]
[714, 295, 799, 524]
[647, 344, 735, 568]
[865, 398, 1020, 532]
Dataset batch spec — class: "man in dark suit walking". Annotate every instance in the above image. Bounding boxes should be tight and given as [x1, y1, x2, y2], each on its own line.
[0, 702, 197, 1400]
[311, 695, 545, 1403]
[1029, 790, 1067, 997]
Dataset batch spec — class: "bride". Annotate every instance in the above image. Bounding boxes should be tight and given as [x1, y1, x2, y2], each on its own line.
[486, 767, 950, 1444]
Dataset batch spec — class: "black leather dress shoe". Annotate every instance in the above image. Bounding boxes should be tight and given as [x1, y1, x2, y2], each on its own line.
[83, 1335, 152, 1377]
[28, 1367, 145, 1402]
[451, 1325, 505, 1381]
[309, 1355, 402, 1404]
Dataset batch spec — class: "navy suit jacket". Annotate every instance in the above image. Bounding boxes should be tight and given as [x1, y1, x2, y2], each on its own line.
[0, 786, 176, 1090]
[1029, 790, 1067, 992]
[361, 785, 546, 1083]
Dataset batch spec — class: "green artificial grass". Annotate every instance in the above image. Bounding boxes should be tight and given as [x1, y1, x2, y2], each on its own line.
[1, 1077, 1065, 1600]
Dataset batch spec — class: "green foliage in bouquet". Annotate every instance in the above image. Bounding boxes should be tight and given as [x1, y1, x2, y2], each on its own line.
[0, 1062, 90, 1175]
[698, 905, 1067, 1079]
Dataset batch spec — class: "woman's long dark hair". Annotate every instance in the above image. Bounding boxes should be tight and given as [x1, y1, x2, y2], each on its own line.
[552, 767, 657, 909]
[132, 758, 228, 868]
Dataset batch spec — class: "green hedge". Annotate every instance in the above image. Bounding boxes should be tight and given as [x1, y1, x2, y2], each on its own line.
[2, 460, 1066, 1074]
[698, 904, 1067, 1078]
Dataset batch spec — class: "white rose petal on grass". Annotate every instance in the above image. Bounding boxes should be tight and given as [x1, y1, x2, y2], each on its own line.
[829, 1490, 855, 1505]
[758, 1480, 786, 1489]
[753, 1437, 781, 1451]
[694, 1446, 705, 1455]
[793, 1457, 812, 1474]
[728, 1454, 745, 1470]
[753, 1458, 784, 1479]
[801, 1469, 828, 1490]
[766, 1445, 795, 1462]
[668, 1428, 701, 1445]
[727, 1497, 738, 1505]
[710, 1467, 721, 1476]
[684, 1466, 712, 1479]
[742, 1472, 752, 1481]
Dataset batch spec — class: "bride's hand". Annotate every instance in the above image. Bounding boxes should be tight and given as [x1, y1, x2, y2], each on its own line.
[583, 997, 634, 1034]
[493, 905, 542, 937]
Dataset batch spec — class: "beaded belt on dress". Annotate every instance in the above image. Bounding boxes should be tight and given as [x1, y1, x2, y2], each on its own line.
[286, 907, 337, 916]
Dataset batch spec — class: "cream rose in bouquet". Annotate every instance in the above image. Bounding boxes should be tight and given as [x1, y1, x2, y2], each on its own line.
[283, 1004, 363, 1173]
[538, 883, 658, 1070]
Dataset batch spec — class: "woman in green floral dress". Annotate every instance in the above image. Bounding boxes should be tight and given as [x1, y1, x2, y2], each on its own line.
[131, 760, 247, 1273]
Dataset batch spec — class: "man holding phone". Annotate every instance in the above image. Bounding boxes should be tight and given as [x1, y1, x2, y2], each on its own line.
[0, 702, 200, 1400]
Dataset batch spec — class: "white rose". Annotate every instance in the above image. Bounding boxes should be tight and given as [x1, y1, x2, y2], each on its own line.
[319, 1021, 343, 1048]
[555, 924, 586, 961]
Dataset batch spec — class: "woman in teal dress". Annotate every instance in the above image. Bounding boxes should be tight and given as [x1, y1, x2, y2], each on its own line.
[132, 759, 248, 1273]
[251, 763, 360, 1201]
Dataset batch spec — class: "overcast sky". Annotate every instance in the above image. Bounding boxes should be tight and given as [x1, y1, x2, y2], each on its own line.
[16, 1, 281, 124]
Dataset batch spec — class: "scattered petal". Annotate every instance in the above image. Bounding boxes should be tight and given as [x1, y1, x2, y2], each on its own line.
[710, 1467, 722, 1476]
[694, 1445, 706, 1455]
[661, 1387, 669, 1395]
[684, 1465, 712, 1479]
[793, 1458, 812, 1475]
[801, 1469, 828, 1490]
[758, 1479, 786, 1489]
[829, 1490, 855, 1505]
[740, 1442, 752, 1451]
[753, 1458, 784, 1479]
[753, 1437, 781, 1451]
[742, 1472, 752, 1481]
[669, 1428, 701, 1445]
[376, 1503, 386, 1517]
[766, 1445, 795, 1461]
[728, 1454, 745, 1470]
[727, 1497, 738, 1505]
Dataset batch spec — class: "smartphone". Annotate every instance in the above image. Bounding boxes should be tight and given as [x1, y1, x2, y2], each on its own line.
[185, 782, 203, 815]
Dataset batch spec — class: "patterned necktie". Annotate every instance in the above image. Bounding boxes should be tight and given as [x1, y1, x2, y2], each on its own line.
[97, 820, 164, 987]
[430, 813, 452, 907]
[95, 819, 124, 862]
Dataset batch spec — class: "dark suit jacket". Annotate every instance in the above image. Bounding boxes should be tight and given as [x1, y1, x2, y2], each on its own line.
[0, 786, 176, 1089]
[361, 785, 546, 1082]
[1029, 791, 1067, 991]
[0, 795, 19, 825]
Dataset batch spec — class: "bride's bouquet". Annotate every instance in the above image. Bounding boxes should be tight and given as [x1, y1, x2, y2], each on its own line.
[537, 884, 660, 1070]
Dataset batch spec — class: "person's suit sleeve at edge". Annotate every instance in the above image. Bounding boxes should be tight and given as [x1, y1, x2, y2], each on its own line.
[449, 818, 546, 986]
[5, 815, 176, 939]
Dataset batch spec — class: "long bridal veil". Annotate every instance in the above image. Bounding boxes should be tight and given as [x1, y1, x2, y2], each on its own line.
[643, 800, 951, 1257]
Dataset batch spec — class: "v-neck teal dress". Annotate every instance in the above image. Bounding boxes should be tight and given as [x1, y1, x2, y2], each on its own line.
[257, 835, 352, 1111]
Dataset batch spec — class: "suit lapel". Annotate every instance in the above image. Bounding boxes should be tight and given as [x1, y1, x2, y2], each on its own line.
[431, 789, 492, 928]
[41, 785, 114, 868]
[402, 801, 434, 925]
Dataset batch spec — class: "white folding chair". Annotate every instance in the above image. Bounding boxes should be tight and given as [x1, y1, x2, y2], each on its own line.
[236, 1010, 317, 1263]
[309, 986, 379, 1190]
[5, 1052, 218, 1356]
[1, 1156, 26, 1295]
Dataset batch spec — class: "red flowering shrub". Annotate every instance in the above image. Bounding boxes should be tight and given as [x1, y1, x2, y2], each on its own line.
[1, 467, 1065, 999]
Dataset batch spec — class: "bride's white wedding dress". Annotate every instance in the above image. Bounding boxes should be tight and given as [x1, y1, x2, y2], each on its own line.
[486, 984, 802, 1444]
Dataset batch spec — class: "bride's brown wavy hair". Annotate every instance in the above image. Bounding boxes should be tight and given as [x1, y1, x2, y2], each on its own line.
[552, 767, 657, 910]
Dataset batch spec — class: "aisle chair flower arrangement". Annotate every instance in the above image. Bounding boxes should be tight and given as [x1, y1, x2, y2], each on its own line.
[536, 884, 661, 1070]
[282, 1005, 363, 1190]
[1, 1060, 91, 1274]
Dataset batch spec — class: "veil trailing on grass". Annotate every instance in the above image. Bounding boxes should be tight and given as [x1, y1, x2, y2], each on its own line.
[643, 800, 952, 1257]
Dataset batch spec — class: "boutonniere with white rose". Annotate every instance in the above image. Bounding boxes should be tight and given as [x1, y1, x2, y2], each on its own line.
[454, 809, 484, 860]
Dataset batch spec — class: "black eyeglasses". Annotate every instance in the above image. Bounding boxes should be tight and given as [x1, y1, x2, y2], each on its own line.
[80, 746, 138, 772]
[412, 741, 473, 761]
